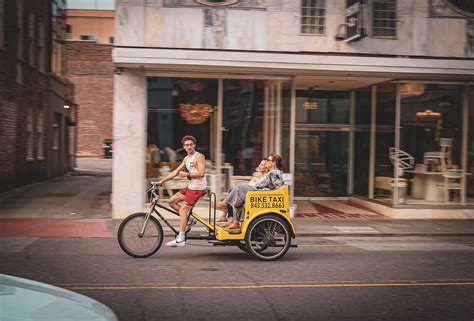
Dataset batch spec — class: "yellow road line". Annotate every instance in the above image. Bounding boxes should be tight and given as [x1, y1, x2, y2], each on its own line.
[298, 243, 473, 247]
[61, 280, 474, 291]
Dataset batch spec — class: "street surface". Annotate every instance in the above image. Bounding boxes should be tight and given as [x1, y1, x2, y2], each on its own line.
[1, 235, 473, 321]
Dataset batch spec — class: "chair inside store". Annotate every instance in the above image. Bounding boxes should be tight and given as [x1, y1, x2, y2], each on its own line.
[437, 169, 464, 204]
[423, 138, 453, 171]
[388, 148, 414, 203]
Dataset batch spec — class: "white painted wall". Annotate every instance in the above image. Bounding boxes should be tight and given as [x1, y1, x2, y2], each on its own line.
[112, 70, 147, 218]
[116, 0, 472, 58]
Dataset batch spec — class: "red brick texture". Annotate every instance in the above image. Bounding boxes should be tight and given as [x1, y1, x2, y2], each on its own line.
[0, 0, 50, 192]
[66, 41, 113, 157]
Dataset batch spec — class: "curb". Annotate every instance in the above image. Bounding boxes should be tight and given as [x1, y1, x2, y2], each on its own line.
[293, 232, 474, 237]
[160, 231, 474, 238]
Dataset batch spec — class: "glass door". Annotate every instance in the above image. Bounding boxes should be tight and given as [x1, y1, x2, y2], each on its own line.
[294, 90, 350, 197]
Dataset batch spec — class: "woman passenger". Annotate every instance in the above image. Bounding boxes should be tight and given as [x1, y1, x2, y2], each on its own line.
[217, 153, 284, 230]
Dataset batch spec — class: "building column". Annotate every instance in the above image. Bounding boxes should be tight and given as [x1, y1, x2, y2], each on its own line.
[112, 70, 147, 219]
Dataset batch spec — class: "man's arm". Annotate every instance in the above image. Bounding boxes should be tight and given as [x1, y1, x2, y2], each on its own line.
[158, 158, 187, 185]
[187, 153, 205, 179]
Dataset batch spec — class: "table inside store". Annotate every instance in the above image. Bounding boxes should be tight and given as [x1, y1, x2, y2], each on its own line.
[405, 170, 444, 202]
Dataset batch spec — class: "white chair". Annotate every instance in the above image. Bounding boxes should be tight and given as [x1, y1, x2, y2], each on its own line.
[423, 138, 453, 171]
[437, 169, 465, 204]
[389, 147, 414, 177]
[389, 148, 414, 203]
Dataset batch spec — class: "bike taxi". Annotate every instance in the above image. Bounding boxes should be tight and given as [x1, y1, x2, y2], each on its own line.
[118, 183, 296, 261]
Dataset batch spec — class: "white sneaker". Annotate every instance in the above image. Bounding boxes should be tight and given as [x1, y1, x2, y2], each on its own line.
[166, 239, 186, 247]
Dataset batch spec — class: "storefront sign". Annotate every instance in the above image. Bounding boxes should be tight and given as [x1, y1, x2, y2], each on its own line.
[303, 101, 318, 110]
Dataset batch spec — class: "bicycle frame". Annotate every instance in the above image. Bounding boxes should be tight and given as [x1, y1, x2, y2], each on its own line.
[141, 184, 295, 243]
[142, 184, 218, 240]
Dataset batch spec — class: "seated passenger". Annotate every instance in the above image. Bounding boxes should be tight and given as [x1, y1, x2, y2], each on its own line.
[217, 153, 284, 230]
[216, 159, 268, 222]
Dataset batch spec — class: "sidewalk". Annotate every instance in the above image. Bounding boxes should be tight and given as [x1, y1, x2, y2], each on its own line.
[1, 157, 473, 238]
[1, 217, 474, 238]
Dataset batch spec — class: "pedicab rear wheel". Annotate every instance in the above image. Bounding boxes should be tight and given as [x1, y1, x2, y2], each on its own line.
[118, 212, 164, 258]
[245, 215, 291, 261]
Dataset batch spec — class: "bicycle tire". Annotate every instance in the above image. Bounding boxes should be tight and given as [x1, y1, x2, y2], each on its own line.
[117, 212, 164, 258]
[245, 215, 291, 261]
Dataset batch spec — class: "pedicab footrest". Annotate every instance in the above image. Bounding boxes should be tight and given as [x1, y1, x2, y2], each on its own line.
[186, 235, 214, 240]
[209, 240, 228, 246]
[225, 229, 242, 234]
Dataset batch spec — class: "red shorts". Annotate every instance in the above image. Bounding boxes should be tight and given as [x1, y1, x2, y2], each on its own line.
[179, 187, 207, 206]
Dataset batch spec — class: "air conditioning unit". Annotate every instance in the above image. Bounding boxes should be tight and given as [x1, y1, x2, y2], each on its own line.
[344, 0, 368, 42]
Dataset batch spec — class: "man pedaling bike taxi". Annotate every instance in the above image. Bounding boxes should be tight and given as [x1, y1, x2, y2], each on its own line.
[158, 135, 207, 247]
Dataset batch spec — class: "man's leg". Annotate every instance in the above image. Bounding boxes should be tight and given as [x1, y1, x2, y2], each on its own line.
[179, 203, 193, 233]
[169, 192, 185, 213]
[165, 203, 191, 247]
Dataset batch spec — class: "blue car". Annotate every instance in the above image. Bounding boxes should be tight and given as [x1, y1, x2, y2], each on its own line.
[0, 274, 117, 321]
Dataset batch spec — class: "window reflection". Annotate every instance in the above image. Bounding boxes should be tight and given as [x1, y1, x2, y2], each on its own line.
[222, 80, 264, 176]
[400, 84, 464, 205]
[147, 77, 216, 180]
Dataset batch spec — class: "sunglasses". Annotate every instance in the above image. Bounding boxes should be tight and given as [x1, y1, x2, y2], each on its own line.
[266, 158, 273, 162]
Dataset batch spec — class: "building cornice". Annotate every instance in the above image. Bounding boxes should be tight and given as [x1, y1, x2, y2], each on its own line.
[113, 47, 474, 79]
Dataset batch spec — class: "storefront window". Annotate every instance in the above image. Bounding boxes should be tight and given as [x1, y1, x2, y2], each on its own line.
[373, 84, 396, 204]
[400, 83, 464, 205]
[222, 80, 264, 176]
[353, 87, 371, 196]
[280, 82, 292, 173]
[467, 86, 474, 204]
[147, 77, 216, 181]
[295, 131, 348, 197]
[296, 90, 350, 124]
[294, 90, 350, 197]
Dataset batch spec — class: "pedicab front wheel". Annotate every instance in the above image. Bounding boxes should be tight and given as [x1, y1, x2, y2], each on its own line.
[118, 212, 164, 258]
[245, 215, 291, 261]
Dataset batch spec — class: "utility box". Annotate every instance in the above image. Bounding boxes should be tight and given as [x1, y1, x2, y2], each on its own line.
[103, 139, 113, 159]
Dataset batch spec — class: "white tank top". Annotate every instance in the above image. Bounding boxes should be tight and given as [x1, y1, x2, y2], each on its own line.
[186, 152, 207, 190]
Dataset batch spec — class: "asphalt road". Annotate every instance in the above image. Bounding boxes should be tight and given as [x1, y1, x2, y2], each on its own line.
[1, 235, 474, 321]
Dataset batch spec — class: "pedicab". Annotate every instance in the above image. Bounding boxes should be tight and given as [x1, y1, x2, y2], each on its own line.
[117, 182, 296, 261]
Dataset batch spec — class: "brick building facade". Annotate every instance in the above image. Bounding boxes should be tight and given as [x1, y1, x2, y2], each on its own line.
[66, 41, 113, 157]
[0, 0, 74, 192]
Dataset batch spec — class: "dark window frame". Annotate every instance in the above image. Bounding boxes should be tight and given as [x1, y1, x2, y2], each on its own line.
[300, 0, 326, 35]
[370, 0, 397, 39]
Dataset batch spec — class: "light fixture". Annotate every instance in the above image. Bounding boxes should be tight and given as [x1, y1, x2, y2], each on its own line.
[416, 109, 441, 119]
[64, 105, 70, 109]
[303, 87, 318, 110]
[179, 103, 214, 124]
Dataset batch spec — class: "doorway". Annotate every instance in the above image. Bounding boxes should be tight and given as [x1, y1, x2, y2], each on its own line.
[294, 90, 350, 198]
